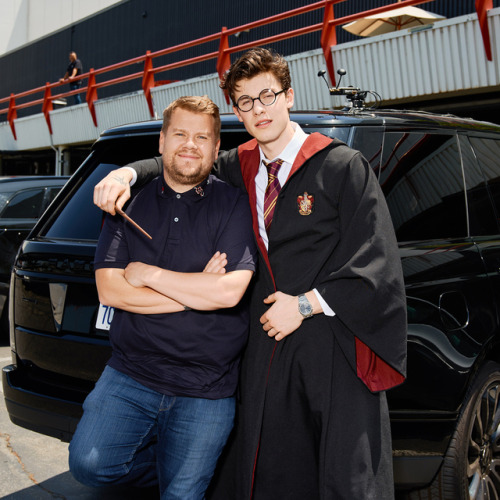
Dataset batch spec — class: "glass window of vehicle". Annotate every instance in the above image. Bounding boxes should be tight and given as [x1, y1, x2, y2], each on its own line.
[43, 135, 161, 241]
[351, 127, 384, 177]
[0, 191, 15, 214]
[0, 188, 45, 219]
[458, 135, 499, 236]
[468, 137, 500, 230]
[46, 186, 64, 205]
[304, 126, 350, 144]
[44, 163, 123, 240]
[379, 132, 467, 241]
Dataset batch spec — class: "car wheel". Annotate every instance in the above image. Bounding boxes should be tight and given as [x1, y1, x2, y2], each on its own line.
[403, 361, 500, 500]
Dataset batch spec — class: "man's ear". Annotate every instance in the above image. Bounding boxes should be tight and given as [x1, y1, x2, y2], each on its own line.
[159, 131, 165, 154]
[285, 88, 294, 110]
[214, 140, 221, 161]
[233, 106, 244, 123]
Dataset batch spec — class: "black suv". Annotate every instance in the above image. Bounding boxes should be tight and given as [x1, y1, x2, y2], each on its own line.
[4, 109, 500, 499]
[0, 176, 69, 336]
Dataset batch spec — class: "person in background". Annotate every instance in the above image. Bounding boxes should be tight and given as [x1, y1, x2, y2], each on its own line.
[69, 95, 257, 500]
[60, 51, 83, 104]
[93, 48, 407, 500]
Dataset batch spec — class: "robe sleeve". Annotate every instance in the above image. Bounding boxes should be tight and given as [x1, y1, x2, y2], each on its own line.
[316, 150, 407, 391]
[215, 149, 246, 190]
[126, 157, 163, 187]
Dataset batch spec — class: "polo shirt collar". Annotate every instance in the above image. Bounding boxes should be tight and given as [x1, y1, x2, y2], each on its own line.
[158, 174, 211, 200]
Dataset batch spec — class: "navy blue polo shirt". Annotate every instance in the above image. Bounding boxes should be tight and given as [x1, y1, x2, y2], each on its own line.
[94, 173, 257, 399]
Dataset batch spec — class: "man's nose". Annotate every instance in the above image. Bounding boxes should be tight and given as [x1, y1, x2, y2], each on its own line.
[252, 99, 266, 114]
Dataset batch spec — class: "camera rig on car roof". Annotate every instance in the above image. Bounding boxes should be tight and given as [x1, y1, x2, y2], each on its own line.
[318, 68, 381, 111]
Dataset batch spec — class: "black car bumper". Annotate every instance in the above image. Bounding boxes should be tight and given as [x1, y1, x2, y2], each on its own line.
[2, 363, 83, 442]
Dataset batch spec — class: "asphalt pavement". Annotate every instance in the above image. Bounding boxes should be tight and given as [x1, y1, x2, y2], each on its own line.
[0, 341, 159, 500]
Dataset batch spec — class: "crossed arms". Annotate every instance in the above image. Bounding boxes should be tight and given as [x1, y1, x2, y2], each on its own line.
[96, 251, 253, 315]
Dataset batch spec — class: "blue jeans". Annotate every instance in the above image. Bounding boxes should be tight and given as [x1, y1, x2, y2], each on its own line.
[69, 366, 235, 499]
[69, 82, 82, 104]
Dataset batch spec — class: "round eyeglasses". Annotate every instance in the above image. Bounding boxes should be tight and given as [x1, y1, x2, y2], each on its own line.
[235, 88, 287, 112]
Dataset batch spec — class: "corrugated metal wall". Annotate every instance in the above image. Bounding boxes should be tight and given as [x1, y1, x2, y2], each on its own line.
[2, 0, 500, 157]
[331, 10, 500, 105]
[2, 5, 499, 152]
[1, 0, 499, 121]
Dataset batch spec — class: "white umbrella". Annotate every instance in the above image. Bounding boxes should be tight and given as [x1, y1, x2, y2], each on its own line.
[342, 5, 445, 37]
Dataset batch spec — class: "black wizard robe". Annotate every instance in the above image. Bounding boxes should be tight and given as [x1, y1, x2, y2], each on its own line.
[130, 133, 407, 499]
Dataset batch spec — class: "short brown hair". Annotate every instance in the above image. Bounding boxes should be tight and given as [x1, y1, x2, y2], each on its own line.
[161, 95, 220, 140]
[220, 48, 291, 105]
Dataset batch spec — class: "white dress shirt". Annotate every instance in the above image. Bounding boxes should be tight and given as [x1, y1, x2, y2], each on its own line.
[255, 123, 335, 317]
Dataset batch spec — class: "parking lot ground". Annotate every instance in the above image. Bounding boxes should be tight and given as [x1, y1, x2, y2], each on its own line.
[0, 342, 159, 500]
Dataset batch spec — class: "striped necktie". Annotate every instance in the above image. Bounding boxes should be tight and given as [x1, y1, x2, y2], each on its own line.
[263, 158, 284, 233]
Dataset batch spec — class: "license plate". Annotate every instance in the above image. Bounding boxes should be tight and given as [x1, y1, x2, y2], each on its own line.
[96, 303, 115, 330]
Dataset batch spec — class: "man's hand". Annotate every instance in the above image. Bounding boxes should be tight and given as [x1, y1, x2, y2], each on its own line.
[94, 168, 134, 215]
[260, 292, 303, 341]
[261, 291, 322, 341]
[203, 251, 227, 274]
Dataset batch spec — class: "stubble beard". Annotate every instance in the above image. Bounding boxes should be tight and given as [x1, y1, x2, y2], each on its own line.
[163, 154, 211, 188]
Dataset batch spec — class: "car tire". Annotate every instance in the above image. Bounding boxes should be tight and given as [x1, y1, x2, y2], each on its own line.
[403, 361, 500, 500]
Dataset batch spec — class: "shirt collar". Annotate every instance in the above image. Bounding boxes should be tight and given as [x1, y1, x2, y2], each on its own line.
[158, 174, 211, 200]
[259, 122, 308, 166]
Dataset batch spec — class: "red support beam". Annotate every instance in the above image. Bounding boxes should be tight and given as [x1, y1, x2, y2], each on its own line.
[7, 94, 17, 140]
[321, 1, 337, 86]
[86, 68, 98, 127]
[142, 51, 155, 117]
[217, 27, 231, 105]
[42, 83, 53, 135]
[476, 0, 493, 61]
[1, 0, 468, 142]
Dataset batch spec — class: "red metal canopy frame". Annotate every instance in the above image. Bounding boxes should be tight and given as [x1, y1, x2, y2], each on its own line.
[0, 0, 494, 140]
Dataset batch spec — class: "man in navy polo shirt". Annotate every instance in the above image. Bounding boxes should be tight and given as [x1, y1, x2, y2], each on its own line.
[68, 95, 257, 500]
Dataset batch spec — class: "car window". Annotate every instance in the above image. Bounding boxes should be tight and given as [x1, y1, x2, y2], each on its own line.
[46, 186, 63, 206]
[0, 188, 45, 219]
[0, 191, 15, 214]
[42, 134, 163, 241]
[468, 137, 500, 230]
[306, 126, 350, 144]
[220, 131, 253, 151]
[379, 132, 467, 241]
[44, 164, 117, 240]
[350, 127, 384, 177]
[219, 126, 350, 151]
[458, 135, 499, 236]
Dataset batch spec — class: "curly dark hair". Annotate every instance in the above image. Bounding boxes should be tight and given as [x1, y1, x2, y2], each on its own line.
[220, 47, 291, 105]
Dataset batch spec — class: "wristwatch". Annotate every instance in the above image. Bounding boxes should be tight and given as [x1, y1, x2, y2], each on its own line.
[298, 294, 313, 319]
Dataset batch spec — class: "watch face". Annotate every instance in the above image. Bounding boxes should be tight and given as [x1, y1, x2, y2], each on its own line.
[302, 304, 312, 315]
[299, 296, 313, 317]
